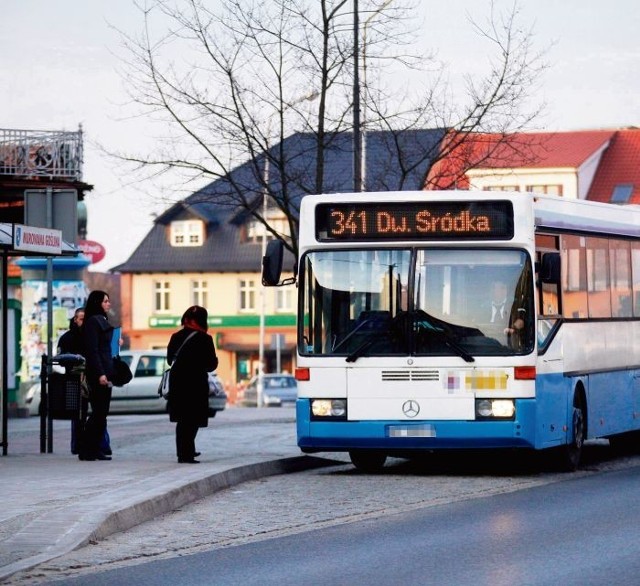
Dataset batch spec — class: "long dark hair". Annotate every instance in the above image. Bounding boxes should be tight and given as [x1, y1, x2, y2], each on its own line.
[181, 305, 208, 332]
[85, 290, 109, 321]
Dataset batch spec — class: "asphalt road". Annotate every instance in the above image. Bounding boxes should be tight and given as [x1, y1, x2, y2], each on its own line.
[53, 465, 640, 586]
[7, 411, 640, 585]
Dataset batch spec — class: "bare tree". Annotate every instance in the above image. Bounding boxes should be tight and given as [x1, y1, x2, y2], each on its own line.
[113, 0, 546, 256]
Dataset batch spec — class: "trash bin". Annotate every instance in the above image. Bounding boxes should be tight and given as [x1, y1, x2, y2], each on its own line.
[47, 372, 83, 420]
[47, 354, 86, 420]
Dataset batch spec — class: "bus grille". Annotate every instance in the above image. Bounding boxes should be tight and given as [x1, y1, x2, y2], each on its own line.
[381, 370, 440, 382]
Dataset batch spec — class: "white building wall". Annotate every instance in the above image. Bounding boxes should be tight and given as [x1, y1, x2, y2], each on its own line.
[130, 272, 267, 330]
[466, 168, 579, 198]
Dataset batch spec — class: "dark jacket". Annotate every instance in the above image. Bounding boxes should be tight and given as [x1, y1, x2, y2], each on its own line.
[83, 314, 115, 383]
[58, 326, 85, 356]
[167, 327, 218, 427]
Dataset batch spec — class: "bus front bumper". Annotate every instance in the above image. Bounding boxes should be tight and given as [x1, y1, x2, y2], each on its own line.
[296, 398, 537, 452]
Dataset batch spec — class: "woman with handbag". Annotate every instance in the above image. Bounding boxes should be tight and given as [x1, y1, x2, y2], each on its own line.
[80, 290, 116, 461]
[167, 305, 218, 463]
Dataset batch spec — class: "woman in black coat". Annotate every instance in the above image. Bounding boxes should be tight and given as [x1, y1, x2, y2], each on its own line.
[81, 290, 115, 461]
[167, 305, 218, 463]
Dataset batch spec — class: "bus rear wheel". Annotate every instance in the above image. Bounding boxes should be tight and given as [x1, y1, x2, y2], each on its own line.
[349, 450, 387, 473]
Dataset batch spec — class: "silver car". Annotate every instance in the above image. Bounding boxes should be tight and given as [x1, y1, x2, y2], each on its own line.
[241, 374, 298, 407]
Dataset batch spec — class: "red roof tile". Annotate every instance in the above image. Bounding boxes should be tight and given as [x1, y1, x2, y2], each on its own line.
[426, 129, 616, 190]
[587, 128, 640, 204]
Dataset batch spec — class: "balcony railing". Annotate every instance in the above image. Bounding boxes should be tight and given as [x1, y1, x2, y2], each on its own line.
[0, 127, 83, 180]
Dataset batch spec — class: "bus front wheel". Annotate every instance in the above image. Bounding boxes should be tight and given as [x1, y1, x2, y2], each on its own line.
[553, 396, 586, 472]
[349, 450, 387, 473]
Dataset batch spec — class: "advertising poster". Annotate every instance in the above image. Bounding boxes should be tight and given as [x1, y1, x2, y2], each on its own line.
[20, 280, 88, 382]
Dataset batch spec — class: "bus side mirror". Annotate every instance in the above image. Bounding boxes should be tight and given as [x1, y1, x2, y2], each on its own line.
[540, 253, 560, 284]
[262, 239, 283, 286]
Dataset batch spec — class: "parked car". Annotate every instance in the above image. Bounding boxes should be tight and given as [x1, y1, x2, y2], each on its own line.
[241, 373, 298, 407]
[25, 350, 227, 417]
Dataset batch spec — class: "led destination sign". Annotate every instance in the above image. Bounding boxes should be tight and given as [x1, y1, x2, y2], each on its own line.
[315, 201, 514, 242]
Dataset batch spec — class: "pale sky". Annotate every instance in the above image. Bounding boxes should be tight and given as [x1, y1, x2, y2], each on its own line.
[1, 0, 639, 271]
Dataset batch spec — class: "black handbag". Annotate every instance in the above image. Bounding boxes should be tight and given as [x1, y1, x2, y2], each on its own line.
[111, 356, 133, 387]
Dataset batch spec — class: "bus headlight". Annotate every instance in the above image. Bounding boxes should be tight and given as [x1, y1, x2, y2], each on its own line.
[475, 399, 515, 419]
[311, 399, 347, 419]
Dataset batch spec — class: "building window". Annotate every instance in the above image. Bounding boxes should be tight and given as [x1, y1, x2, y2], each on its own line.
[191, 280, 208, 307]
[275, 286, 294, 312]
[171, 220, 204, 247]
[239, 279, 257, 311]
[526, 185, 563, 196]
[246, 216, 291, 244]
[154, 280, 171, 312]
[483, 185, 520, 192]
[610, 184, 633, 204]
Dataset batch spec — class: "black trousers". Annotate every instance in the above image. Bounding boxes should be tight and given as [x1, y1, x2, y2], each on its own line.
[176, 421, 199, 460]
[82, 381, 112, 458]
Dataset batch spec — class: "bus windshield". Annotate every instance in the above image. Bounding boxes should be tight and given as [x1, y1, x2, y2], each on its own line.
[299, 248, 535, 359]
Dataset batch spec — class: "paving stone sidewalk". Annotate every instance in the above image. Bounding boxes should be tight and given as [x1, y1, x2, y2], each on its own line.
[0, 408, 336, 583]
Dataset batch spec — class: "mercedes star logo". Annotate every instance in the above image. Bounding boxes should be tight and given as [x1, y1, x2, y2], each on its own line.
[402, 399, 420, 418]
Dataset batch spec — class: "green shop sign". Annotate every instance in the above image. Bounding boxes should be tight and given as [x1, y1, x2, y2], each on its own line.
[148, 314, 295, 328]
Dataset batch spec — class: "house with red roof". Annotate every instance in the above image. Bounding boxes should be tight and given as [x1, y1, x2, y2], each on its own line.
[426, 128, 640, 205]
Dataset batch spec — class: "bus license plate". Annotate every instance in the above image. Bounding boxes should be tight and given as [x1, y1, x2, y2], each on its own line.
[387, 425, 435, 438]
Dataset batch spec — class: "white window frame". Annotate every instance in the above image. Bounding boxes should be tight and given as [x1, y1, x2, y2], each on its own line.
[247, 216, 291, 244]
[171, 220, 204, 247]
[239, 279, 257, 311]
[526, 184, 563, 196]
[154, 280, 171, 313]
[275, 286, 294, 312]
[191, 279, 208, 307]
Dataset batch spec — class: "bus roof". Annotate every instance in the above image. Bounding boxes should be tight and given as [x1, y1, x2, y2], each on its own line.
[532, 193, 640, 238]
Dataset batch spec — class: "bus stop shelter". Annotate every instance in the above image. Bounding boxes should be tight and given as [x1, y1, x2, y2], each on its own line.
[0, 222, 79, 455]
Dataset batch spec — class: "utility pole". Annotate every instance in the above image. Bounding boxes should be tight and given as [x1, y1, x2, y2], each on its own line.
[353, 0, 362, 192]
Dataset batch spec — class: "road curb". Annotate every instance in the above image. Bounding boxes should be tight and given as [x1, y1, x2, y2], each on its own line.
[91, 455, 341, 542]
[0, 455, 340, 582]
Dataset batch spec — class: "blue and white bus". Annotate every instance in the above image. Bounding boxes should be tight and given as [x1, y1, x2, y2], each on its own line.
[262, 191, 640, 471]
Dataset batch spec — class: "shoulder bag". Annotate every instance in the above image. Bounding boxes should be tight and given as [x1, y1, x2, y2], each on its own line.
[158, 331, 197, 399]
[111, 355, 133, 387]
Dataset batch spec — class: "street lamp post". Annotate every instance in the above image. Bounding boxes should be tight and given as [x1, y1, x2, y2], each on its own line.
[257, 155, 269, 408]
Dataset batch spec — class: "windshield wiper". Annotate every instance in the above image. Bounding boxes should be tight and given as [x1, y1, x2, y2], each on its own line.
[345, 336, 378, 363]
[440, 336, 475, 363]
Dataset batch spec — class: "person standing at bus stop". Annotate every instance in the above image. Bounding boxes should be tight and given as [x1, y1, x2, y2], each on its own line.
[58, 306, 111, 457]
[166, 305, 218, 463]
[80, 290, 115, 461]
[57, 307, 85, 455]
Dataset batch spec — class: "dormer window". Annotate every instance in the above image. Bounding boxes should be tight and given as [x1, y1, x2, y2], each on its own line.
[611, 184, 633, 204]
[246, 216, 291, 244]
[171, 220, 204, 247]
